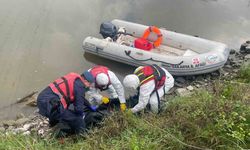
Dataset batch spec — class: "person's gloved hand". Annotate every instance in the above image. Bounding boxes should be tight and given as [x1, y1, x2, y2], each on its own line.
[90, 106, 98, 111]
[120, 103, 127, 111]
[101, 96, 110, 104]
[49, 98, 60, 109]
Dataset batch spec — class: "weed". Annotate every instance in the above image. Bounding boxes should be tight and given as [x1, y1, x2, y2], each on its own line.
[238, 63, 250, 83]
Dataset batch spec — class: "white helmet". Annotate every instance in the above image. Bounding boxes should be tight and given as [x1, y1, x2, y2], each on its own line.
[96, 73, 109, 86]
[123, 74, 140, 89]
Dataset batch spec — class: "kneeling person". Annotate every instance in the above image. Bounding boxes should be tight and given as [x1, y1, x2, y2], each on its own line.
[85, 65, 127, 111]
[123, 65, 174, 114]
[37, 71, 94, 134]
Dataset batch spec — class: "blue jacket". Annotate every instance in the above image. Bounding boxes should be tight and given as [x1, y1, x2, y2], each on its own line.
[37, 78, 88, 117]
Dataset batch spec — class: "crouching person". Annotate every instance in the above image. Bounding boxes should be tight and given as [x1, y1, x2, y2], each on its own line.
[85, 65, 127, 111]
[37, 71, 94, 135]
[123, 64, 174, 114]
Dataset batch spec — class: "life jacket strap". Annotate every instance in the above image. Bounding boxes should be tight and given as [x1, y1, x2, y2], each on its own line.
[61, 77, 70, 101]
[155, 89, 161, 114]
[53, 77, 71, 108]
[135, 67, 154, 86]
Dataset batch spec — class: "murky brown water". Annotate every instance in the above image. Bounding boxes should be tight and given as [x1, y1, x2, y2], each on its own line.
[0, 0, 249, 119]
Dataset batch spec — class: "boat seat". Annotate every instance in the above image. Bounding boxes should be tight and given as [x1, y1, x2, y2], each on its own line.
[182, 49, 199, 56]
[152, 45, 186, 56]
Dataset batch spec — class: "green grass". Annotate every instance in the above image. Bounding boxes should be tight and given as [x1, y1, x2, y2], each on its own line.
[238, 63, 250, 83]
[1, 65, 250, 150]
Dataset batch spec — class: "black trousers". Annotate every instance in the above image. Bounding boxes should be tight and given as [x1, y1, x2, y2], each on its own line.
[37, 87, 86, 134]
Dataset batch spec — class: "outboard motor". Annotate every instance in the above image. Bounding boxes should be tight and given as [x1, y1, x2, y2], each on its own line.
[100, 22, 117, 40]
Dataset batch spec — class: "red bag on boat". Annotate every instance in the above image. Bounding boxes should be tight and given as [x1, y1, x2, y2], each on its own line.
[134, 38, 153, 51]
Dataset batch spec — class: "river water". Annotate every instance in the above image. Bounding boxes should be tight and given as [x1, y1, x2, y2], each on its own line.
[0, 0, 249, 119]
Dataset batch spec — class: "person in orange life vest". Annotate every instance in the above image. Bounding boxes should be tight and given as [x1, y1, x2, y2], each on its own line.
[85, 65, 127, 111]
[37, 71, 94, 134]
[123, 65, 174, 113]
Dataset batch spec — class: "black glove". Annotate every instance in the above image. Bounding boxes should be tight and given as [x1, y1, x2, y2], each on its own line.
[109, 98, 120, 104]
[108, 98, 121, 110]
[49, 98, 60, 109]
[127, 95, 139, 108]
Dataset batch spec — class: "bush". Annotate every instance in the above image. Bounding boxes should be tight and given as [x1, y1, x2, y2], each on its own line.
[165, 82, 250, 149]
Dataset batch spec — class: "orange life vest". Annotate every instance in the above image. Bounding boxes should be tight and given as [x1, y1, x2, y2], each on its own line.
[134, 65, 166, 90]
[90, 66, 111, 90]
[49, 72, 90, 109]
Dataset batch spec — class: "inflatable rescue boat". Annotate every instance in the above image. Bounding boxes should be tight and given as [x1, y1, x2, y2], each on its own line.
[83, 19, 229, 76]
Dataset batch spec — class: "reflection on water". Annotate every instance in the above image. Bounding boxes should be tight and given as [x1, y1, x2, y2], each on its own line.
[0, 0, 249, 119]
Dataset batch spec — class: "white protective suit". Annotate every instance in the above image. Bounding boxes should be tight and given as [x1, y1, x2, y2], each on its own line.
[85, 70, 126, 106]
[131, 67, 174, 113]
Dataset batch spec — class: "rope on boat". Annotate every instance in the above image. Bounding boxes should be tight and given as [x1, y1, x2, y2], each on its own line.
[125, 50, 184, 66]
